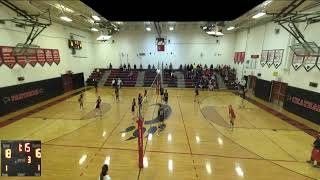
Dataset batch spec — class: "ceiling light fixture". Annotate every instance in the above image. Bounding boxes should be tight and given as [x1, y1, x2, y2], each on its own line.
[262, 0, 272, 6]
[97, 35, 112, 41]
[169, 26, 174, 31]
[92, 15, 101, 21]
[146, 27, 151, 31]
[252, 12, 266, 19]
[227, 26, 235, 30]
[206, 31, 224, 36]
[91, 28, 98, 32]
[60, 16, 72, 22]
[54, 4, 74, 13]
[202, 26, 207, 30]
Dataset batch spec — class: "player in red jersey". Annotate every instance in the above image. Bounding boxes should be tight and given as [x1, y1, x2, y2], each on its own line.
[307, 134, 320, 167]
[228, 105, 236, 130]
[78, 91, 84, 111]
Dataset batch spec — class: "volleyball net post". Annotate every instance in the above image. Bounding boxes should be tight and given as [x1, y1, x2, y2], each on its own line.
[137, 72, 160, 168]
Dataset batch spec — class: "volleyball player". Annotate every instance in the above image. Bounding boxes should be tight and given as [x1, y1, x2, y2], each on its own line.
[131, 98, 136, 118]
[78, 91, 84, 111]
[228, 105, 236, 130]
[138, 93, 143, 117]
[164, 90, 169, 104]
[307, 134, 320, 167]
[144, 89, 148, 103]
[95, 96, 102, 117]
[194, 85, 199, 103]
[160, 86, 164, 102]
[115, 87, 120, 102]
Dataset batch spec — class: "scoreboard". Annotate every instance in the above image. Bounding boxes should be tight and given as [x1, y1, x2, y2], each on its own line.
[1, 140, 41, 176]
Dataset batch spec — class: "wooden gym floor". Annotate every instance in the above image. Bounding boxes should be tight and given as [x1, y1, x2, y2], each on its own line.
[0, 87, 320, 179]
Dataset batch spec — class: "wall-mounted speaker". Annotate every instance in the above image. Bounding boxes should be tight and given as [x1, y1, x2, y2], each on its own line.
[275, 28, 280, 34]
[309, 82, 318, 88]
[18, 77, 25, 81]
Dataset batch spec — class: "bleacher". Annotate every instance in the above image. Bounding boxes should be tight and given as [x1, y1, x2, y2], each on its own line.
[104, 69, 139, 87]
[183, 71, 195, 88]
[143, 70, 157, 87]
[86, 68, 107, 86]
[163, 70, 177, 87]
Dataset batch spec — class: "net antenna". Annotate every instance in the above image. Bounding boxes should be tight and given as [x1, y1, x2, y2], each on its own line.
[0, 0, 52, 56]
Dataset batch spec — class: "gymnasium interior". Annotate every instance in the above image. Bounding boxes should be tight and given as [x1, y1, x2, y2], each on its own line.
[0, 0, 320, 179]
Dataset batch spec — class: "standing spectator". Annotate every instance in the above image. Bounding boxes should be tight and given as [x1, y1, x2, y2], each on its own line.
[99, 164, 111, 180]
[134, 64, 137, 70]
[164, 90, 169, 104]
[109, 63, 112, 69]
[94, 79, 98, 94]
[128, 63, 131, 71]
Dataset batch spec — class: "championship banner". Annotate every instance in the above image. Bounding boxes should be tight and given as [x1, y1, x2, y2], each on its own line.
[52, 49, 61, 65]
[0, 47, 3, 66]
[292, 53, 304, 70]
[36, 49, 46, 66]
[45, 49, 54, 66]
[16, 54, 27, 68]
[1, 46, 16, 69]
[234, 52, 237, 64]
[303, 55, 318, 72]
[240, 52, 245, 64]
[27, 48, 38, 67]
[236, 52, 241, 64]
[14, 47, 28, 68]
[273, 49, 284, 69]
[260, 50, 268, 67]
[156, 38, 165, 51]
[266, 50, 275, 67]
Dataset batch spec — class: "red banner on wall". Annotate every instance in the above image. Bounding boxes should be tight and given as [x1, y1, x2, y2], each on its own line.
[45, 49, 54, 65]
[1, 47, 16, 69]
[16, 55, 27, 68]
[37, 49, 46, 66]
[240, 52, 245, 64]
[27, 48, 38, 67]
[0, 47, 3, 66]
[236, 52, 241, 64]
[52, 49, 61, 65]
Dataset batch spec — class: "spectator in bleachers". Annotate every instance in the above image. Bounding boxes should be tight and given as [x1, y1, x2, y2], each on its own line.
[140, 64, 143, 69]
[179, 64, 183, 70]
[152, 64, 155, 69]
[119, 64, 123, 71]
[169, 63, 173, 70]
[128, 71, 133, 80]
[123, 64, 127, 71]
[148, 64, 151, 70]
[128, 63, 131, 71]
[134, 64, 137, 70]
[165, 63, 168, 71]
[109, 63, 112, 69]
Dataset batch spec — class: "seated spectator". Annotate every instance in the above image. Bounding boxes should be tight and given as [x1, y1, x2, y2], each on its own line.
[169, 63, 173, 70]
[179, 64, 183, 70]
[123, 64, 127, 71]
[140, 64, 143, 69]
[119, 64, 123, 71]
[128, 71, 133, 80]
[148, 64, 151, 70]
[109, 63, 112, 69]
[134, 64, 137, 69]
[152, 64, 155, 69]
[128, 63, 131, 71]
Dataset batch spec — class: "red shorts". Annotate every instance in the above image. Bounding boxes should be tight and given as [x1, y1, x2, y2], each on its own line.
[311, 148, 320, 162]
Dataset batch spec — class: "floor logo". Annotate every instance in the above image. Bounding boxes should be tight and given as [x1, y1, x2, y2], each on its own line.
[121, 103, 172, 141]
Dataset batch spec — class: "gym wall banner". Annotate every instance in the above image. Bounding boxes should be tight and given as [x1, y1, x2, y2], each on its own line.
[283, 86, 320, 125]
[0, 77, 64, 117]
[0, 45, 61, 68]
[156, 38, 165, 51]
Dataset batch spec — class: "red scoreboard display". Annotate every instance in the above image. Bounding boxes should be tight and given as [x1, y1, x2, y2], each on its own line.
[1, 140, 41, 176]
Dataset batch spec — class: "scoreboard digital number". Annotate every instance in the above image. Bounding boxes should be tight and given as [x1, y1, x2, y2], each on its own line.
[1, 140, 41, 176]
